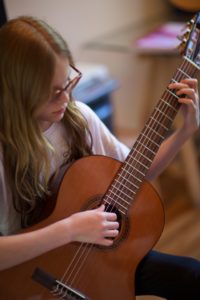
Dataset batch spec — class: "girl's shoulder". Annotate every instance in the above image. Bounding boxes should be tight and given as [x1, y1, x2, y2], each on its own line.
[75, 100, 104, 130]
[75, 101, 96, 119]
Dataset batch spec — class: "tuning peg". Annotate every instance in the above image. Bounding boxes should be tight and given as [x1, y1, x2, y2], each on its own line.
[177, 29, 191, 42]
[178, 40, 187, 54]
[187, 18, 195, 27]
[186, 18, 194, 26]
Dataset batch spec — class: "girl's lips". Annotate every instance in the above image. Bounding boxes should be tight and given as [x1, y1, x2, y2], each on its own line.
[53, 108, 65, 115]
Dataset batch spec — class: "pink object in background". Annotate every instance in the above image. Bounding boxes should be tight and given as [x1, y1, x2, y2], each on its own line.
[134, 22, 185, 54]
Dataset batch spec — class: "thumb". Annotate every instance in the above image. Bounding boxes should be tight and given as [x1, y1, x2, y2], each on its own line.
[96, 204, 105, 212]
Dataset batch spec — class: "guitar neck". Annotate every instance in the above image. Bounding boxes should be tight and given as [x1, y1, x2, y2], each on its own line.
[103, 56, 199, 214]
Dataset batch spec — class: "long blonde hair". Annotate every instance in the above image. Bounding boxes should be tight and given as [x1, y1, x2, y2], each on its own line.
[0, 16, 92, 227]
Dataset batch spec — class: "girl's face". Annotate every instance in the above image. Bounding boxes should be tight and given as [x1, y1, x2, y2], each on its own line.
[36, 56, 71, 131]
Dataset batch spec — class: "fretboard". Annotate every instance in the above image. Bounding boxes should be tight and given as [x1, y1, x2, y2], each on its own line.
[103, 56, 199, 215]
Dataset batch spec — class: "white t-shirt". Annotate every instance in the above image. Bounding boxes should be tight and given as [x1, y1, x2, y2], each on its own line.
[0, 101, 129, 235]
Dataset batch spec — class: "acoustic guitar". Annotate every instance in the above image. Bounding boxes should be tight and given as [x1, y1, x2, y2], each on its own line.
[0, 13, 200, 300]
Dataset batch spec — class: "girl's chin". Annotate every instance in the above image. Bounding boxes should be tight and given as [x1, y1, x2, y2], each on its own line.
[52, 109, 65, 119]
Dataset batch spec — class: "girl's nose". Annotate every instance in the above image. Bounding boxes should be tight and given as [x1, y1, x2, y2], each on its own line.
[59, 90, 70, 105]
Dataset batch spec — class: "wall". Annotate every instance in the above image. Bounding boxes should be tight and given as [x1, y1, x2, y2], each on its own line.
[5, 0, 173, 132]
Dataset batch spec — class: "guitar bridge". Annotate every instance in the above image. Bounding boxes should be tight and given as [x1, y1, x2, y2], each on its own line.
[32, 267, 91, 300]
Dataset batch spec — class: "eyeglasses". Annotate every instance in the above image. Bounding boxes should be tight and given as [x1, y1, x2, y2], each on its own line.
[51, 65, 82, 102]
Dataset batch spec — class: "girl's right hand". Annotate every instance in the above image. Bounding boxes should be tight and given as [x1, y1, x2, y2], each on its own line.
[66, 204, 119, 246]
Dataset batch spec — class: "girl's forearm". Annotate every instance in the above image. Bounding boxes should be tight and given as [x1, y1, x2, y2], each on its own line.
[146, 127, 193, 181]
[0, 219, 71, 271]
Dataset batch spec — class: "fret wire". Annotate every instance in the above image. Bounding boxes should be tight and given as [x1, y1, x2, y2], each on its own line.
[104, 191, 129, 209]
[154, 107, 174, 122]
[136, 140, 157, 155]
[153, 105, 175, 129]
[166, 88, 179, 99]
[184, 56, 200, 71]
[153, 105, 177, 132]
[129, 119, 163, 168]
[138, 138, 158, 156]
[171, 78, 178, 83]
[113, 178, 137, 195]
[106, 191, 130, 208]
[133, 148, 153, 163]
[103, 199, 126, 215]
[131, 154, 150, 169]
[140, 132, 160, 147]
[118, 165, 145, 184]
[153, 110, 170, 125]
[117, 166, 143, 182]
[125, 160, 150, 180]
[150, 116, 169, 131]
[108, 184, 133, 202]
[109, 174, 139, 197]
[145, 124, 164, 139]
[150, 94, 179, 130]
[115, 172, 140, 189]
[160, 98, 178, 112]
[139, 120, 168, 147]
[177, 68, 191, 78]
[112, 186, 134, 203]
[162, 91, 179, 106]
[105, 193, 130, 209]
[149, 101, 173, 121]
[140, 120, 165, 145]
[123, 167, 143, 180]
[133, 144, 154, 163]
[153, 94, 179, 125]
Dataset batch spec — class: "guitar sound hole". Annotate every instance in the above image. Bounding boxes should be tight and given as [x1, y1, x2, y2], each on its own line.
[81, 195, 128, 246]
[105, 204, 127, 247]
[104, 203, 122, 234]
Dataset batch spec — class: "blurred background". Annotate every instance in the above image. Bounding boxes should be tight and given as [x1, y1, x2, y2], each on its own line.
[1, 1, 200, 299]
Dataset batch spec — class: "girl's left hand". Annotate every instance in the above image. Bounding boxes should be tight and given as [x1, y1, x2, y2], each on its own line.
[169, 78, 199, 135]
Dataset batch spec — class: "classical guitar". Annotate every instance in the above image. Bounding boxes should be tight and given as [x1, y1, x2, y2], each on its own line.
[0, 13, 200, 300]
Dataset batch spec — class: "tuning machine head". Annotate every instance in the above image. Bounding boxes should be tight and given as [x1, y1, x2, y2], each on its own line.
[177, 26, 191, 41]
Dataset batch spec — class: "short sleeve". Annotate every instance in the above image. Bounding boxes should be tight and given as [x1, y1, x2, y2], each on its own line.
[76, 101, 130, 161]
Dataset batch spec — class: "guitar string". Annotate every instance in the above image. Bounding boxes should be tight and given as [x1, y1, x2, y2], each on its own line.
[56, 58, 196, 295]
[119, 58, 196, 199]
[59, 58, 194, 292]
[101, 47, 198, 218]
[63, 59, 196, 296]
[103, 57, 191, 211]
[102, 60, 185, 207]
[62, 36, 200, 294]
[59, 57, 184, 284]
[54, 19, 200, 298]
[60, 59, 196, 297]
[116, 58, 195, 208]
[53, 243, 93, 298]
[55, 57, 192, 292]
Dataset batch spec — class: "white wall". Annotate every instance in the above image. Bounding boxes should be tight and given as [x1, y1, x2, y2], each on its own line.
[5, 0, 174, 131]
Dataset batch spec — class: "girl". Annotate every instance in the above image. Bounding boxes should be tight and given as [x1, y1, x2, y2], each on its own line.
[0, 16, 200, 299]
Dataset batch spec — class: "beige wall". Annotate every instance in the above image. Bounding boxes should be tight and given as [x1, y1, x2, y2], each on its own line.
[5, 0, 175, 132]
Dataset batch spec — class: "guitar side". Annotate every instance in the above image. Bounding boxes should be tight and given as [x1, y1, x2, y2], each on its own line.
[0, 155, 165, 300]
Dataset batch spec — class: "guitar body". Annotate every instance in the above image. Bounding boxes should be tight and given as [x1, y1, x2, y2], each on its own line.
[0, 155, 165, 300]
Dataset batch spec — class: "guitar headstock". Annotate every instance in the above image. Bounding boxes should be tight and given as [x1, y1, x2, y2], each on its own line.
[178, 12, 200, 68]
